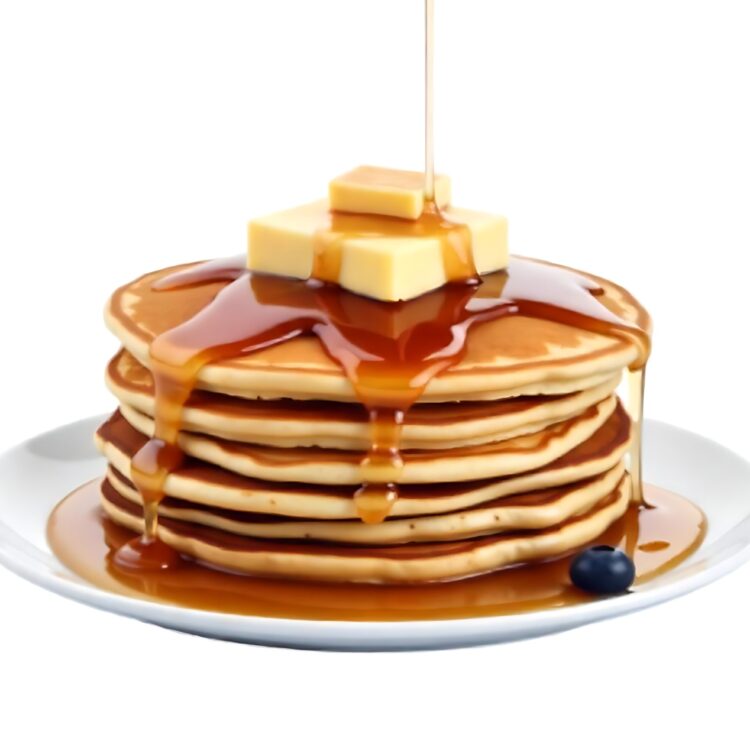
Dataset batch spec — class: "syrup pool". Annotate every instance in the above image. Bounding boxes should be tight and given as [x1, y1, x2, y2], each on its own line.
[48, 481, 705, 621]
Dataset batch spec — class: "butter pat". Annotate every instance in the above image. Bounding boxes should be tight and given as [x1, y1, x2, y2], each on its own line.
[329, 166, 451, 220]
[248, 200, 509, 302]
[339, 236, 447, 302]
[448, 206, 509, 276]
[248, 201, 324, 281]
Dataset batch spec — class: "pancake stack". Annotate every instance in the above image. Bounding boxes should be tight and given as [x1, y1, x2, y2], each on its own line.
[95, 259, 650, 583]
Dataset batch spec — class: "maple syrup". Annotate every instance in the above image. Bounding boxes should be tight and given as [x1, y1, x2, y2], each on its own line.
[122, 256, 649, 548]
[48, 481, 706, 620]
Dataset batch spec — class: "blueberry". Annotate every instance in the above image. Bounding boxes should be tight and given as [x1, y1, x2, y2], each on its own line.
[569, 545, 635, 595]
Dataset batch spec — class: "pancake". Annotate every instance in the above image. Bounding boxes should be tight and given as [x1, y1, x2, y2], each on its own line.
[106, 461, 627, 544]
[113, 395, 617, 485]
[94, 254, 650, 584]
[100, 474, 632, 583]
[104, 258, 650, 402]
[107, 349, 622, 449]
[95, 399, 631, 518]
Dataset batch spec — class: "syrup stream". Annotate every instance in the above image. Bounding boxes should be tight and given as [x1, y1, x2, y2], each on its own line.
[424, 0, 435, 201]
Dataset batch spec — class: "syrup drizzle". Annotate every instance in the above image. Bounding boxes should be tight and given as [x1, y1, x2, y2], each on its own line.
[118, 253, 649, 574]
[152, 255, 246, 290]
[312, 201, 477, 285]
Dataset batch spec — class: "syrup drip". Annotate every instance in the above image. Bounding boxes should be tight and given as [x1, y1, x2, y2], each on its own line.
[117, 253, 649, 574]
[628, 366, 646, 503]
[120, 255, 253, 570]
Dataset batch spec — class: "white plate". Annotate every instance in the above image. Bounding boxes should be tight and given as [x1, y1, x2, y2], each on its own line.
[1, 415, 749, 651]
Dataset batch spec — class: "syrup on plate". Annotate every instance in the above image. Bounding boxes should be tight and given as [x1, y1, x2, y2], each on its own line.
[48, 481, 705, 621]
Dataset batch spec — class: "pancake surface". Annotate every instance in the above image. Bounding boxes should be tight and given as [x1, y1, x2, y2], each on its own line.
[105, 259, 649, 402]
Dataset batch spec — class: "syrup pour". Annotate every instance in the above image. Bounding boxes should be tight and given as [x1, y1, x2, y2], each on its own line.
[424, 0, 435, 201]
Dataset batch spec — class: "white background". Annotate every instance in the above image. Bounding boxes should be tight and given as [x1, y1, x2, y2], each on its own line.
[1, 0, 748, 747]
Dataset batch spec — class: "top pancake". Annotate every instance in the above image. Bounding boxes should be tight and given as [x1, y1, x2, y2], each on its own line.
[104, 258, 651, 402]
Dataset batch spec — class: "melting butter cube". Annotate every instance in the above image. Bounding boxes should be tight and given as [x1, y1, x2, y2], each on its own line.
[329, 166, 451, 220]
[248, 201, 324, 282]
[338, 236, 447, 302]
[247, 200, 508, 302]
